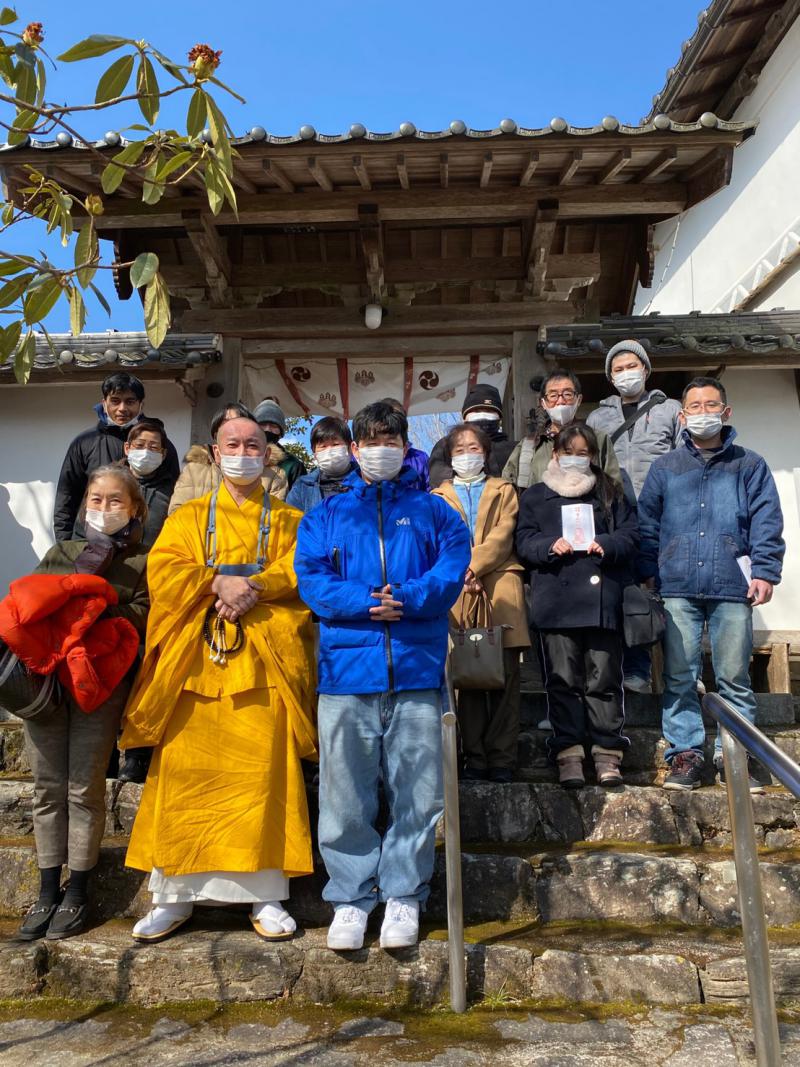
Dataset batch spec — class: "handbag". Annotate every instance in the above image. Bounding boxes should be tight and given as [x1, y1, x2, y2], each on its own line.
[622, 586, 666, 648]
[449, 589, 507, 691]
[0, 639, 63, 720]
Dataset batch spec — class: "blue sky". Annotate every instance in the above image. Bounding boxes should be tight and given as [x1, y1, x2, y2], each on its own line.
[4, 0, 705, 333]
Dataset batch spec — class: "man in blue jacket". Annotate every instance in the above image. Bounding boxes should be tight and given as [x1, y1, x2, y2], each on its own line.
[294, 402, 470, 952]
[638, 377, 784, 792]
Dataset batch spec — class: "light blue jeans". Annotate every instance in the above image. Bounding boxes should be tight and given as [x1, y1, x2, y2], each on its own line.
[662, 597, 755, 762]
[317, 689, 443, 914]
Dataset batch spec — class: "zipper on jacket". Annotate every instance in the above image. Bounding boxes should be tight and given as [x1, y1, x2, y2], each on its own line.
[376, 484, 395, 692]
[332, 546, 340, 575]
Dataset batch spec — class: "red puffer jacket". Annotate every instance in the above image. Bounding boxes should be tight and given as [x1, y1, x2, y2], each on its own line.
[0, 572, 139, 712]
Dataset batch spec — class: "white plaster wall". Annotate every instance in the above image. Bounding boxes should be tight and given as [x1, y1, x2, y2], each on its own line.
[0, 380, 191, 592]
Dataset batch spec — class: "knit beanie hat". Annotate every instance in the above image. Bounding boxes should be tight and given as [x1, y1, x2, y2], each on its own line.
[462, 383, 503, 418]
[605, 340, 651, 380]
[252, 399, 287, 433]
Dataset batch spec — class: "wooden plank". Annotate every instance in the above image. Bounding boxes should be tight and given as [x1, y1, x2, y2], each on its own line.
[638, 147, 678, 183]
[480, 152, 493, 189]
[687, 147, 733, 208]
[526, 203, 559, 297]
[519, 151, 539, 187]
[352, 155, 371, 190]
[511, 330, 548, 440]
[559, 150, 583, 186]
[242, 334, 512, 357]
[261, 160, 295, 193]
[308, 156, 333, 192]
[358, 204, 387, 304]
[440, 152, 449, 189]
[396, 153, 410, 190]
[598, 148, 632, 185]
[767, 643, 792, 694]
[182, 210, 232, 307]
[231, 166, 257, 195]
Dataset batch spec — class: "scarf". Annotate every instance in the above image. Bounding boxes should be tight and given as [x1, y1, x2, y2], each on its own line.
[74, 518, 144, 576]
[541, 457, 596, 498]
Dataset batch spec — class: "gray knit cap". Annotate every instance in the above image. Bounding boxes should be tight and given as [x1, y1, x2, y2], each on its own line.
[605, 339, 651, 379]
[252, 399, 287, 433]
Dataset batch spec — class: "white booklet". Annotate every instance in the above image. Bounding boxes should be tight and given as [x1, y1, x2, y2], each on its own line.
[561, 503, 595, 551]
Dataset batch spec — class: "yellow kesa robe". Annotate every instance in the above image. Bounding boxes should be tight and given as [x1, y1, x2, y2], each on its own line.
[122, 483, 317, 879]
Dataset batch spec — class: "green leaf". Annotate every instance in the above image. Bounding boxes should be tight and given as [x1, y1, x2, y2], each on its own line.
[129, 251, 159, 289]
[203, 158, 224, 215]
[0, 8, 17, 26]
[89, 282, 111, 317]
[74, 223, 99, 288]
[0, 271, 32, 309]
[205, 94, 232, 175]
[186, 88, 206, 139]
[12, 57, 35, 106]
[23, 276, 61, 325]
[69, 286, 85, 336]
[136, 54, 159, 126]
[0, 256, 28, 276]
[143, 271, 170, 348]
[95, 52, 134, 104]
[149, 46, 188, 84]
[0, 320, 21, 365]
[155, 149, 193, 182]
[57, 35, 131, 63]
[7, 106, 37, 145]
[13, 330, 34, 384]
[208, 74, 246, 105]
[141, 158, 164, 205]
[100, 162, 125, 195]
[113, 140, 147, 165]
[34, 57, 45, 107]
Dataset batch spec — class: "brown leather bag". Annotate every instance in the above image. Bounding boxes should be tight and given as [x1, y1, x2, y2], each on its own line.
[448, 589, 506, 691]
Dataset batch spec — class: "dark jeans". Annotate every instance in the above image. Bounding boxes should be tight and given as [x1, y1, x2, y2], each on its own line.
[457, 648, 521, 771]
[538, 628, 629, 756]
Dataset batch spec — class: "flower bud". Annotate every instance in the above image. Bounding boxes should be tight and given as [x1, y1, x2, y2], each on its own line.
[188, 44, 222, 81]
[84, 194, 104, 217]
[22, 22, 44, 47]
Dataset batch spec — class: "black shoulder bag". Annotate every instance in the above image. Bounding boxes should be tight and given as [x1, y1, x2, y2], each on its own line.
[609, 393, 666, 445]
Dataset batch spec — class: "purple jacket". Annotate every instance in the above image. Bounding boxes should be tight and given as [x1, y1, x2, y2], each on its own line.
[404, 444, 430, 492]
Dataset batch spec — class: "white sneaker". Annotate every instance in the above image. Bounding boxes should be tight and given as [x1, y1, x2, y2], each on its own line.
[380, 899, 419, 949]
[132, 902, 193, 943]
[327, 905, 369, 950]
[623, 675, 652, 694]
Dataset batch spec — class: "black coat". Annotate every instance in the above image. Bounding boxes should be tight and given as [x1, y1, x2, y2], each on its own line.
[53, 418, 180, 541]
[128, 461, 174, 548]
[515, 482, 638, 631]
[429, 432, 516, 489]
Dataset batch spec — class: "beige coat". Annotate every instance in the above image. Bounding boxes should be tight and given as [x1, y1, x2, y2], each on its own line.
[167, 444, 288, 515]
[433, 477, 530, 649]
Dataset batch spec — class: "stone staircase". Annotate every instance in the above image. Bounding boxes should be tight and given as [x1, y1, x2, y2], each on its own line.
[2, 676, 800, 1011]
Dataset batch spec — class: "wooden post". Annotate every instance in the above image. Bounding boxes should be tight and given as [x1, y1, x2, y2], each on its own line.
[511, 331, 549, 441]
[189, 335, 242, 446]
[767, 643, 792, 695]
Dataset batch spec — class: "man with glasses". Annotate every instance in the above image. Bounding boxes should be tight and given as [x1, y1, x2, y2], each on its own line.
[638, 377, 785, 792]
[503, 369, 621, 491]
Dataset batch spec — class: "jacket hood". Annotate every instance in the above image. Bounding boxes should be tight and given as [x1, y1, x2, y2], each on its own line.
[462, 383, 503, 417]
[183, 443, 213, 465]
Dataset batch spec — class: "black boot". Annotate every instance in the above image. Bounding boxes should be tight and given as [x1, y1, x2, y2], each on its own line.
[118, 747, 152, 784]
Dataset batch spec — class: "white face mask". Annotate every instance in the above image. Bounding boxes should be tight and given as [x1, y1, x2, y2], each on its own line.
[219, 454, 266, 485]
[546, 401, 579, 427]
[558, 455, 591, 473]
[685, 413, 724, 440]
[127, 448, 164, 476]
[315, 445, 351, 477]
[451, 453, 485, 480]
[85, 509, 132, 536]
[464, 410, 500, 424]
[612, 370, 646, 398]
[357, 445, 405, 482]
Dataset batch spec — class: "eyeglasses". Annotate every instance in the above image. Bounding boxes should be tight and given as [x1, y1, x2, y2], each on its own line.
[683, 401, 725, 414]
[544, 390, 577, 403]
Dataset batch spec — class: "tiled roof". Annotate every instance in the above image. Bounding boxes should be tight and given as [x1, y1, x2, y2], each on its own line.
[0, 331, 219, 375]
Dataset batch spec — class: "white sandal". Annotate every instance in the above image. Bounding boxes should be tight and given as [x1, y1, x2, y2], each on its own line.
[249, 901, 297, 941]
[132, 903, 193, 943]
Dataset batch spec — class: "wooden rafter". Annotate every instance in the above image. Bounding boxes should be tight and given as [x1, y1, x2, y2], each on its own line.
[639, 147, 678, 182]
[308, 157, 333, 192]
[396, 153, 410, 190]
[182, 210, 232, 307]
[358, 204, 387, 304]
[439, 152, 449, 188]
[480, 152, 494, 189]
[559, 150, 583, 186]
[352, 155, 371, 190]
[598, 148, 632, 185]
[525, 202, 559, 297]
[231, 166, 257, 195]
[261, 160, 295, 193]
[519, 151, 539, 187]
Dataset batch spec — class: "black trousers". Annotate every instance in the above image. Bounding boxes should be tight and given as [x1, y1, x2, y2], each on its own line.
[537, 628, 629, 756]
[457, 648, 521, 771]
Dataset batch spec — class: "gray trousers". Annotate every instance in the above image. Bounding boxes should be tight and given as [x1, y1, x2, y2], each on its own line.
[23, 685, 127, 870]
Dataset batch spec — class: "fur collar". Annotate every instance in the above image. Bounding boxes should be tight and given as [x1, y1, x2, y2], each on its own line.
[542, 457, 596, 498]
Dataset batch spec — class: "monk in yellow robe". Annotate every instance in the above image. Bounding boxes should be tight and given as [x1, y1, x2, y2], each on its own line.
[121, 415, 317, 943]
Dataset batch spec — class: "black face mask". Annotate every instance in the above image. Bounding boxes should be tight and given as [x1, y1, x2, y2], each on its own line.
[263, 431, 282, 445]
[469, 418, 502, 439]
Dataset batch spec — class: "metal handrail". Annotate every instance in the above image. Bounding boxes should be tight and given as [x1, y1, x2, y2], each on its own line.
[702, 692, 793, 1067]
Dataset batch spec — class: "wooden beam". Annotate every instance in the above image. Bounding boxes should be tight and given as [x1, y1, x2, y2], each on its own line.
[182, 210, 232, 307]
[358, 204, 387, 304]
[693, 43, 757, 72]
[439, 152, 449, 189]
[716, 0, 800, 117]
[686, 147, 733, 208]
[519, 151, 539, 187]
[559, 150, 583, 185]
[41, 165, 96, 196]
[261, 160, 295, 193]
[511, 331, 549, 440]
[598, 148, 632, 185]
[179, 299, 584, 336]
[308, 156, 333, 192]
[396, 153, 410, 190]
[242, 334, 512, 358]
[91, 182, 691, 231]
[525, 203, 559, 297]
[480, 152, 493, 189]
[352, 155, 371, 190]
[638, 148, 678, 182]
[723, 0, 783, 27]
[231, 166, 257, 195]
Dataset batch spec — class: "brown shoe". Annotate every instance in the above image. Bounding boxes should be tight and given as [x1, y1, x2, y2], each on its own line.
[557, 745, 585, 789]
[592, 746, 623, 787]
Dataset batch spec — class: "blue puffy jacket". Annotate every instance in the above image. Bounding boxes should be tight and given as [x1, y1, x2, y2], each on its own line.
[286, 462, 359, 514]
[294, 468, 471, 695]
[637, 427, 784, 601]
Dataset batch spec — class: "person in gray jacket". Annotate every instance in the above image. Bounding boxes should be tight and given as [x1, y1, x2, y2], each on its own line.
[587, 339, 681, 693]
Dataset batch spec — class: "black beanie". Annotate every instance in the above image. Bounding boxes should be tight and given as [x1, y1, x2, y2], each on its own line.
[462, 384, 503, 418]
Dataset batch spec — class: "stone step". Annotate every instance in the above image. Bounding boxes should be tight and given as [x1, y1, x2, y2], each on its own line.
[3, 916, 800, 1008]
[3, 836, 800, 929]
[520, 690, 797, 727]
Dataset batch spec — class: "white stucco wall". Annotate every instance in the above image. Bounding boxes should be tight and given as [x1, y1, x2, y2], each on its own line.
[0, 380, 191, 592]
[631, 18, 800, 632]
